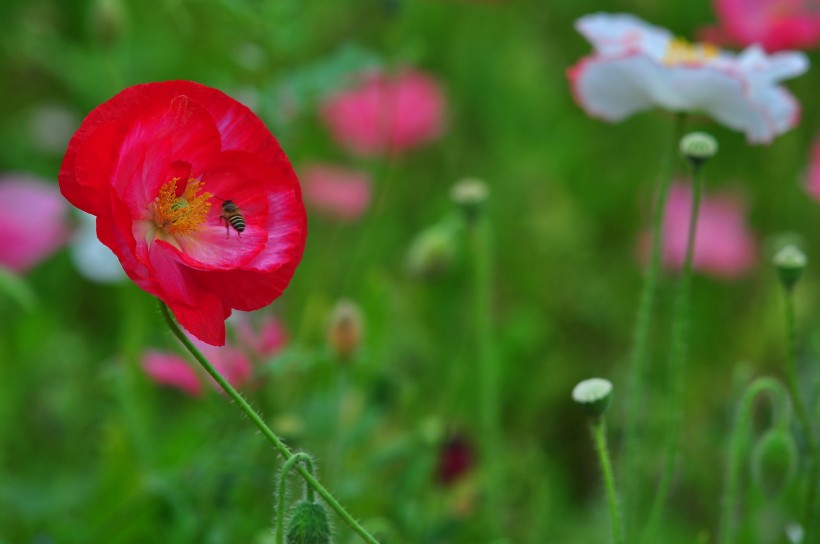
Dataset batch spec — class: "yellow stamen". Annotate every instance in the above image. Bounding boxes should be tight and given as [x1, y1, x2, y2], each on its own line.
[152, 177, 213, 235]
[663, 37, 719, 66]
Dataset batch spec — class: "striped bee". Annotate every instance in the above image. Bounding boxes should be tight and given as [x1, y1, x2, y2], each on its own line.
[219, 199, 246, 238]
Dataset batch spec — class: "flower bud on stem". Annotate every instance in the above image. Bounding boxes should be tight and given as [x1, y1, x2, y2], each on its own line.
[158, 301, 379, 544]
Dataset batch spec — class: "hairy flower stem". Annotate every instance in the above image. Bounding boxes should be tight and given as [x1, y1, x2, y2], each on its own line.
[591, 418, 625, 544]
[277, 452, 316, 544]
[159, 302, 379, 544]
[469, 213, 503, 536]
[622, 114, 686, 535]
[717, 378, 789, 544]
[782, 285, 820, 540]
[641, 151, 704, 544]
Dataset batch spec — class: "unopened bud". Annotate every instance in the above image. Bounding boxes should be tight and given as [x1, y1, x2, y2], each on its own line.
[451, 177, 488, 223]
[327, 299, 364, 361]
[571, 378, 613, 418]
[751, 428, 797, 499]
[286, 500, 331, 544]
[680, 132, 718, 170]
[406, 222, 458, 280]
[773, 244, 807, 290]
[90, 0, 126, 46]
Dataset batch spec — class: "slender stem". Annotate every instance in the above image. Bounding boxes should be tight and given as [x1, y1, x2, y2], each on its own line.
[717, 377, 789, 544]
[782, 286, 820, 540]
[622, 113, 686, 534]
[469, 213, 503, 536]
[641, 155, 704, 543]
[277, 452, 316, 544]
[592, 418, 625, 544]
[158, 302, 379, 544]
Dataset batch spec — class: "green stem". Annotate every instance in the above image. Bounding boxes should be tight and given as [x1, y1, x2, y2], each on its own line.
[277, 452, 316, 544]
[782, 286, 820, 540]
[158, 302, 379, 544]
[622, 113, 686, 535]
[592, 418, 625, 544]
[717, 377, 789, 544]
[641, 153, 704, 544]
[469, 213, 503, 536]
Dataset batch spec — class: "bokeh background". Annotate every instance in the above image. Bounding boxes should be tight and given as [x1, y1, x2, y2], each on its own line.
[1, 0, 819, 542]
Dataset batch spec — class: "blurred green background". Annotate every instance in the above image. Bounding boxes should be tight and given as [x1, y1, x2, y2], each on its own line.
[1, 0, 818, 542]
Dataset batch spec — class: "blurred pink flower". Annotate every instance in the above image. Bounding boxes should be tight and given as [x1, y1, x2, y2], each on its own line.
[301, 164, 372, 222]
[232, 311, 288, 359]
[805, 137, 820, 201]
[708, 0, 820, 52]
[195, 338, 254, 391]
[320, 68, 446, 157]
[142, 351, 203, 396]
[641, 183, 757, 279]
[0, 174, 70, 272]
[568, 13, 808, 144]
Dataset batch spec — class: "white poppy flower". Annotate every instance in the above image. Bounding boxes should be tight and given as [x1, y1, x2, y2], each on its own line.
[568, 13, 809, 144]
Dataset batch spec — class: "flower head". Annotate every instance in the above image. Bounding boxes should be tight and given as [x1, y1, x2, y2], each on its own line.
[0, 174, 69, 272]
[320, 68, 446, 157]
[568, 13, 808, 143]
[711, 0, 820, 52]
[59, 81, 307, 346]
[641, 182, 757, 278]
[301, 163, 372, 222]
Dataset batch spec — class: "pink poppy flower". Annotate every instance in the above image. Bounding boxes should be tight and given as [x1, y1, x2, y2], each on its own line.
[231, 311, 288, 359]
[0, 175, 69, 272]
[568, 13, 808, 144]
[195, 338, 254, 390]
[710, 0, 820, 52]
[640, 183, 757, 278]
[301, 164, 372, 222]
[142, 351, 203, 396]
[320, 68, 446, 157]
[59, 81, 307, 346]
[805, 136, 820, 201]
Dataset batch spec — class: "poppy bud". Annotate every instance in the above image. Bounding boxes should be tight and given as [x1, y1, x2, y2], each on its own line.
[327, 300, 364, 361]
[451, 177, 488, 223]
[680, 132, 718, 170]
[751, 428, 797, 499]
[572, 378, 613, 419]
[773, 244, 807, 291]
[405, 221, 458, 280]
[286, 500, 331, 544]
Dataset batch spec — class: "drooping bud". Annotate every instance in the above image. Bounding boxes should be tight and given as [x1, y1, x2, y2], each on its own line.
[327, 299, 364, 361]
[405, 221, 458, 280]
[773, 244, 807, 291]
[751, 428, 798, 499]
[679, 132, 718, 170]
[451, 177, 488, 224]
[571, 378, 613, 418]
[286, 500, 331, 544]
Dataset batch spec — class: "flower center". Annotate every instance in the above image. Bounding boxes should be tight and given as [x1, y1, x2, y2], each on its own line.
[152, 177, 213, 235]
[663, 37, 719, 66]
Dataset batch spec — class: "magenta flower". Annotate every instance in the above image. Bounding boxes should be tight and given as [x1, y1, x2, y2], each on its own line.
[710, 0, 820, 52]
[568, 13, 808, 143]
[301, 163, 372, 222]
[231, 311, 288, 359]
[0, 174, 69, 272]
[640, 183, 757, 279]
[142, 351, 203, 397]
[320, 68, 446, 157]
[805, 137, 820, 201]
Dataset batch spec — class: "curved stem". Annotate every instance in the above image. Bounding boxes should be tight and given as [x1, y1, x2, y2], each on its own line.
[641, 153, 704, 543]
[592, 418, 625, 544]
[782, 287, 820, 540]
[622, 113, 686, 535]
[277, 452, 316, 544]
[159, 302, 379, 544]
[717, 377, 789, 544]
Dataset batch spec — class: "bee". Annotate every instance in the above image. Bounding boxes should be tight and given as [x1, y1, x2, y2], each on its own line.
[218, 199, 246, 238]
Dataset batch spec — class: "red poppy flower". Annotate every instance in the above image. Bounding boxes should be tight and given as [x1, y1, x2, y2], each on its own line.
[60, 81, 306, 346]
